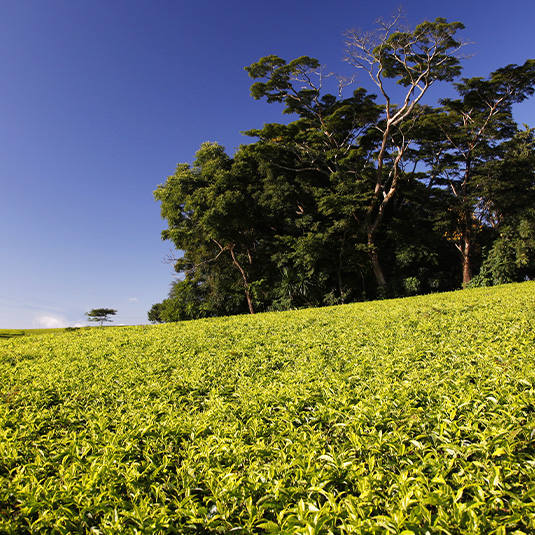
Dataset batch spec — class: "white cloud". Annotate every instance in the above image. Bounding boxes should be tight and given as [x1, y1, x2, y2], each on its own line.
[33, 315, 71, 329]
[128, 297, 139, 303]
[33, 315, 67, 328]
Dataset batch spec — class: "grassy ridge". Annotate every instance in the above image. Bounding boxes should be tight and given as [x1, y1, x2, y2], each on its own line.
[0, 328, 86, 339]
[1, 283, 535, 533]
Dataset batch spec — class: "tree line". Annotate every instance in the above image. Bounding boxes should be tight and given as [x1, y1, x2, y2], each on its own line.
[149, 14, 535, 323]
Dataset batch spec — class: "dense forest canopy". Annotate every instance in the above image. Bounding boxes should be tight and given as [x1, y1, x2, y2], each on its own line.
[150, 14, 535, 323]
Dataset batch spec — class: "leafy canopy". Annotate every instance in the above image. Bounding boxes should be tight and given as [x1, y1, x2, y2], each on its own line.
[85, 308, 117, 326]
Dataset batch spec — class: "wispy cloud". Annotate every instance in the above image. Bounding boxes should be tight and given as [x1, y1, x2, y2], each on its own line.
[0, 294, 65, 313]
[128, 297, 139, 303]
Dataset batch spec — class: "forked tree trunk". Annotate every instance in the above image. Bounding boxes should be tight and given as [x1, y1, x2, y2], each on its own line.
[229, 246, 255, 314]
[212, 239, 256, 314]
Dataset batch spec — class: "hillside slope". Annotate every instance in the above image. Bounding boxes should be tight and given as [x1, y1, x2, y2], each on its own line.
[1, 283, 535, 533]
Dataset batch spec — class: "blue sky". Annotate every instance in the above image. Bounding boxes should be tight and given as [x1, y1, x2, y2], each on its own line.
[1, 0, 534, 328]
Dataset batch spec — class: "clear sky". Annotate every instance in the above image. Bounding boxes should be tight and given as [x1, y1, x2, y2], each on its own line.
[1, 0, 534, 329]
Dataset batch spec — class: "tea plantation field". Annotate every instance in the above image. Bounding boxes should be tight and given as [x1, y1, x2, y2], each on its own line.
[1, 283, 535, 534]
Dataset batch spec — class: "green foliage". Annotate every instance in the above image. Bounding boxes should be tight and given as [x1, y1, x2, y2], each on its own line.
[246, 55, 322, 111]
[85, 308, 117, 326]
[0, 330, 26, 339]
[147, 302, 166, 323]
[2, 283, 535, 532]
[160, 277, 218, 322]
[155, 142, 280, 316]
[367, 17, 465, 85]
[154, 138, 378, 316]
[471, 218, 535, 287]
[155, 14, 535, 314]
[0, 328, 88, 339]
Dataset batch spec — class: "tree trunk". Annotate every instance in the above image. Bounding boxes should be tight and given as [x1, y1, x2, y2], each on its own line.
[365, 141, 405, 292]
[338, 232, 346, 303]
[370, 249, 387, 289]
[461, 235, 472, 288]
[244, 287, 255, 315]
[460, 161, 472, 289]
[368, 231, 387, 289]
[229, 245, 255, 314]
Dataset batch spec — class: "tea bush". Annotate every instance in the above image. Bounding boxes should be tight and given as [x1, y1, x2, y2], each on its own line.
[1, 283, 534, 533]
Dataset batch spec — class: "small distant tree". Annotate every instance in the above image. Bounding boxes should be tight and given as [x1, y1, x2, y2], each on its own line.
[85, 308, 117, 326]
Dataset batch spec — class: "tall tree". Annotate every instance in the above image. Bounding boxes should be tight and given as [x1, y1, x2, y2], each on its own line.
[153, 15, 535, 320]
[424, 60, 535, 285]
[244, 64, 381, 300]
[246, 14, 466, 292]
[155, 142, 279, 315]
[342, 13, 465, 288]
[471, 126, 535, 285]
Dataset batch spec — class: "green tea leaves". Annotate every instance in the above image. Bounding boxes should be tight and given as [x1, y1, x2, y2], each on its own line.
[1, 283, 535, 532]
